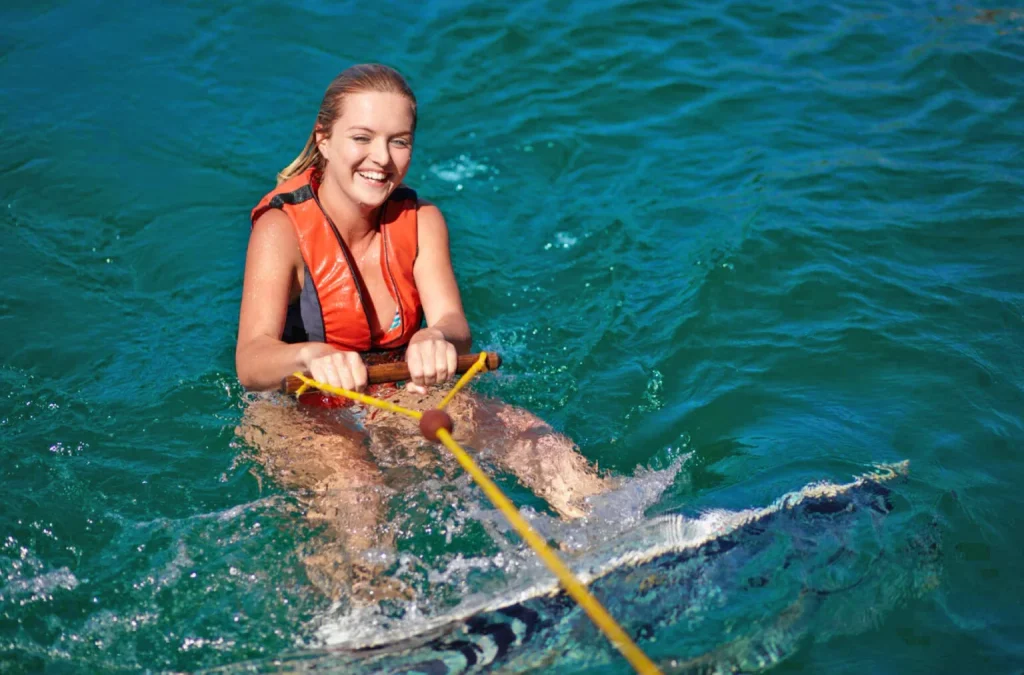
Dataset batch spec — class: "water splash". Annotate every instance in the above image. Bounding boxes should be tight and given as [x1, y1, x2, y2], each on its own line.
[428, 155, 494, 184]
[277, 462, 938, 674]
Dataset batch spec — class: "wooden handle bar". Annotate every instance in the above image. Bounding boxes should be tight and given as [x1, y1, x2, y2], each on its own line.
[281, 351, 502, 395]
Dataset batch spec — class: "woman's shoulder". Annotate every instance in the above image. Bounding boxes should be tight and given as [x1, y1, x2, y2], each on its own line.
[252, 207, 296, 234]
[414, 199, 451, 257]
[416, 199, 447, 233]
[250, 208, 301, 256]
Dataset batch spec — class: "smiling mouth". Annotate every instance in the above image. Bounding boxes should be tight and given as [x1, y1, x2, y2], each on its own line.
[357, 170, 390, 186]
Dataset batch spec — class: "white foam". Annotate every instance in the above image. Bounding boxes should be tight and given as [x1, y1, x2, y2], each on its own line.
[0, 567, 79, 604]
[428, 155, 491, 183]
[311, 461, 908, 651]
[543, 232, 579, 250]
[312, 456, 689, 647]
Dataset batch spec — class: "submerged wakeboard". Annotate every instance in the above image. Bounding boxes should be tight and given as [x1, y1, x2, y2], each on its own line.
[272, 462, 937, 674]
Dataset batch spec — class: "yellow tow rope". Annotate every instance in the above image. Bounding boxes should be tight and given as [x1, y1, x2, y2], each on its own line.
[290, 353, 661, 674]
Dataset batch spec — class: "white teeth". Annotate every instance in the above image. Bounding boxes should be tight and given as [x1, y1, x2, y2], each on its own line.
[358, 171, 387, 182]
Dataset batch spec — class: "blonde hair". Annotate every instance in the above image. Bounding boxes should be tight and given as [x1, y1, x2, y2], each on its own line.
[277, 64, 417, 185]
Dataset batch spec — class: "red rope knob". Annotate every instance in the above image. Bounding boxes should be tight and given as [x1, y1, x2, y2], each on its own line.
[419, 409, 454, 442]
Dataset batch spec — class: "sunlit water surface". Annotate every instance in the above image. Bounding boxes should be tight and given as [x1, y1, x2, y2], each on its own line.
[2, 1, 1022, 672]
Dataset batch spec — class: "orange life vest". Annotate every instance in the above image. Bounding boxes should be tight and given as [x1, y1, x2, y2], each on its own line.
[250, 167, 423, 354]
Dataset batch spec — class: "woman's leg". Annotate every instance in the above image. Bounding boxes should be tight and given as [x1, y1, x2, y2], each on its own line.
[372, 389, 614, 519]
[237, 398, 396, 601]
[238, 387, 614, 601]
[485, 403, 614, 519]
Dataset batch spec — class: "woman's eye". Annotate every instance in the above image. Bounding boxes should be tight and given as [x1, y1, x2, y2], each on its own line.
[352, 135, 370, 143]
[391, 138, 411, 148]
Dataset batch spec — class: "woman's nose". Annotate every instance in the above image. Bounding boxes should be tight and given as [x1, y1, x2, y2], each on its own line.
[369, 138, 390, 166]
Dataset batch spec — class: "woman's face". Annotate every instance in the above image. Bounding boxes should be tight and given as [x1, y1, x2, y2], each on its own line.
[317, 91, 415, 211]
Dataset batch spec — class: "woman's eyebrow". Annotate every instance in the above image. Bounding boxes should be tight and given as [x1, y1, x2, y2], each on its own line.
[345, 126, 412, 136]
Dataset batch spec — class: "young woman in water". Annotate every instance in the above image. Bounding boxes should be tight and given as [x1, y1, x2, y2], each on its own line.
[235, 64, 611, 601]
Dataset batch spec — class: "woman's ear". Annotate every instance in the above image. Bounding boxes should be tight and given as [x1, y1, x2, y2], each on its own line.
[315, 127, 330, 160]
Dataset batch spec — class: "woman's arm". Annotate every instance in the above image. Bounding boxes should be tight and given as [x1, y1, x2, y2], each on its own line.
[414, 202, 471, 351]
[406, 202, 472, 387]
[236, 210, 353, 391]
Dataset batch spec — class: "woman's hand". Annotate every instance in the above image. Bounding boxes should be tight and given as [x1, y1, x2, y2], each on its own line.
[405, 328, 458, 394]
[302, 344, 368, 392]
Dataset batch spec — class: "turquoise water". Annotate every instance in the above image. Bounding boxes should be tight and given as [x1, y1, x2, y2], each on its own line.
[2, 0, 1022, 672]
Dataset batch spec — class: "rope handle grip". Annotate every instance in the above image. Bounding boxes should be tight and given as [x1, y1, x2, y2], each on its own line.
[281, 351, 502, 394]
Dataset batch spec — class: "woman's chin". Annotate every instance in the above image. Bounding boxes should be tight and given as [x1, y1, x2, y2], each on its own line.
[357, 187, 395, 210]
[340, 183, 381, 206]
[356, 195, 389, 211]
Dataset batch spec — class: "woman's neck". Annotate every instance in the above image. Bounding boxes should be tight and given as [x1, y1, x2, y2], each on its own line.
[316, 173, 380, 247]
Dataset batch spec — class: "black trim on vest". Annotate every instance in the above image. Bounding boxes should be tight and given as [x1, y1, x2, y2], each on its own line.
[301, 265, 327, 342]
[389, 186, 416, 203]
[268, 185, 314, 209]
[282, 268, 327, 344]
